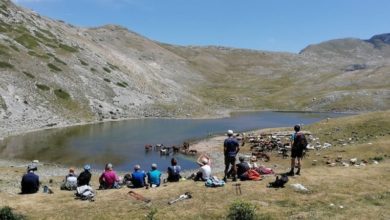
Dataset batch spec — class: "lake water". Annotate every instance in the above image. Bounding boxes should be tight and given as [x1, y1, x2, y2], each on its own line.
[0, 111, 347, 171]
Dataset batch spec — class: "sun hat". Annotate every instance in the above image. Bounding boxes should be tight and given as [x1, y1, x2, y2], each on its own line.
[134, 164, 141, 170]
[106, 163, 113, 170]
[27, 164, 37, 172]
[151, 163, 157, 169]
[84, 164, 91, 170]
[227, 130, 234, 136]
[201, 158, 209, 165]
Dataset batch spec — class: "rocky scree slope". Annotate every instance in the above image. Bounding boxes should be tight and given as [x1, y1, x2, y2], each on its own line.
[0, 0, 389, 139]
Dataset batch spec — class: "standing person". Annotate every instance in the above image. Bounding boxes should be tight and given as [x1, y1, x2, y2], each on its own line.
[21, 164, 40, 194]
[147, 163, 162, 187]
[99, 163, 119, 189]
[77, 164, 92, 186]
[287, 125, 307, 176]
[167, 158, 181, 182]
[131, 164, 146, 188]
[223, 129, 240, 182]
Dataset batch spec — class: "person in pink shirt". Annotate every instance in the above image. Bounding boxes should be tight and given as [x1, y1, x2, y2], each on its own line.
[99, 163, 119, 189]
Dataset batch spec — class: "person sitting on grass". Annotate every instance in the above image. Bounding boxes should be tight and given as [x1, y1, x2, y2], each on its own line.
[21, 164, 40, 194]
[147, 163, 162, 187]
[236, 156, 250, 180]
[77, 164, 92, 186]
[167, 158, 182, 182]
[131, 164, 147, 188]
[61, 167, 78, 190]
[190, 155, 211, 181]
[99, 163, 120, 189]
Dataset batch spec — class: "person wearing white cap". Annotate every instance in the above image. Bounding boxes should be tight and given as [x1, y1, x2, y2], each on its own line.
[147, 163, 162, 187]
[77, 164, 92, 186]
[223, 129, 240, 182]
[21, 164, 40, 194]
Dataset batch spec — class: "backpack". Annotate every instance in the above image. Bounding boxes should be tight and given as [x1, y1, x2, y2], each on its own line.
[61, 176, 78, 190]
[75, 185, 95, 201]
[268, 174, 289, 188]
[245, 169, 261, 181]
[205, 176, 225, 187]
[295, 132, 308, 150]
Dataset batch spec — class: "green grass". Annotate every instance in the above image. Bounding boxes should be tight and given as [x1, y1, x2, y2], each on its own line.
[103, 67, 111, 73]
[36, 84, 50, 91]
[47, 63, 62, 72]
[107, 62, 119, 70]
[54, 89, 70, 100]
[14, 34, 39, 49]
[28, 50, 50, 59]
[22, 71, 35, 79]
[9, 44, 19, 51]
[0, 61, 13, 68]
[116, 82, 128, 88]
[58, 43, 78, 53]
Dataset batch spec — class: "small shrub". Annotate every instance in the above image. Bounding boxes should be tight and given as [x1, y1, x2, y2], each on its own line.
[47, 63, 62, 72]
[23, 71, 35, 79]
[103, 78, 111, 82]
[103, 67, 111, 73]
[36, 84, 50, 91]
[90, 67, 97, 72]
[372, 156, 383, 161]
[0, 61, 13, 68]
[59, 43, 78, 52]
[0, 206, 26, 220]
[79, 59, 88, 66]
[227, 200, 257, 220]
[54, 89, 70, 99]
[116, 82, 128, 88]
[54, 57, 67, 65]
[9, 44, 19, 51]
[107, 62, 119, 70]
[145, 207, 157, 220]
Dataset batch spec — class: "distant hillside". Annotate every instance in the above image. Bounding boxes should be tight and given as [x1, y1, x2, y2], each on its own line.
[0, 0, 389, 138]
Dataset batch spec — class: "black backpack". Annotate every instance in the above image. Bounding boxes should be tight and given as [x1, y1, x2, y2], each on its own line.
[268, 174, 289, 188]
[294, 132, 308, 150]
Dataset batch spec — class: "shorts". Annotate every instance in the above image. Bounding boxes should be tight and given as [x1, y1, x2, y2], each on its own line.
[225, 156, 236, 166]
[291, 148, 304, 158]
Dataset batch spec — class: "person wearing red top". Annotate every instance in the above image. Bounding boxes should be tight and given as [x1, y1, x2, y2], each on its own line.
[99, 163, 119, 189]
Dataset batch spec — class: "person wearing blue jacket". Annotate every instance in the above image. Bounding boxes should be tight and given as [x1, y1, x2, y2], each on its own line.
[21, 164, 40, 194]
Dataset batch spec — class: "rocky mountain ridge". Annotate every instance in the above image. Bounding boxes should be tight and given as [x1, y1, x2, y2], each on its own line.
[0, 0, 389, 139]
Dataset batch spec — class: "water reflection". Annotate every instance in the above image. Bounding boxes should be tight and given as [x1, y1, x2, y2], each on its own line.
[0, 111, 347, 171]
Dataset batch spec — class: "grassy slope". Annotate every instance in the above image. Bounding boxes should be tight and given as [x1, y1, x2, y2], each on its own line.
[1, 111, 389, 219]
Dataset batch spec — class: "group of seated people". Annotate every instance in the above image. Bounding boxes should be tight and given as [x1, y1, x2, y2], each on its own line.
[20, 157, 186, 193]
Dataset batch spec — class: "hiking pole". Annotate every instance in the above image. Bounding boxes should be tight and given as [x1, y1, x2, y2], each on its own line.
[128, 191, 151, 203]
[168, 192, 192, 205]
[233, 183, 242, 195]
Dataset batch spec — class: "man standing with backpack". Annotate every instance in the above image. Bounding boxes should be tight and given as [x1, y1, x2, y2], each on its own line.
[287, 125, 307, 176]
[223, 129, 240, 182]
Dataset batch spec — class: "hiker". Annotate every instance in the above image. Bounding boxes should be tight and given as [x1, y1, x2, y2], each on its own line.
[249, 155, 259, 169]
[21, 164, 40, 194]
[61, 167, 78, 190]
[223, 129, 240, 182]
[190, 155, 211, 181]
[99, 163, 120, 189]
[77, 164, 92, 186]
[236, 156, 250, 180]
[287, 125, 307, 176]
[147, 163, 162, 187]
[131, 164, 147, 188]
[167, 158, 182, 182]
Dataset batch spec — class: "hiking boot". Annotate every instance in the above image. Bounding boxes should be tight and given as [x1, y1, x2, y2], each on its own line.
[295, 169, 301, 175]
[223, 177, 227, 182]
[232, 177, 237, 182]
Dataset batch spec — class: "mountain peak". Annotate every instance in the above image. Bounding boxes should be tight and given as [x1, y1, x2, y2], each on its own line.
[366, 33, 390, 48]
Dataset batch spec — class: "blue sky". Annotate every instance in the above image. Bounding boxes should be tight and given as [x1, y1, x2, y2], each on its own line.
[11, 0, 390, 53]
